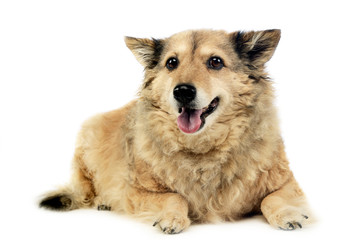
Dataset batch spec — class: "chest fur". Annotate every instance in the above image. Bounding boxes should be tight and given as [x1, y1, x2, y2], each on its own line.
[132, 144, 268, 220]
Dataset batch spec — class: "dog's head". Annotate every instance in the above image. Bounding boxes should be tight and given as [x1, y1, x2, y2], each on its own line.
[125, 29, 280, 136]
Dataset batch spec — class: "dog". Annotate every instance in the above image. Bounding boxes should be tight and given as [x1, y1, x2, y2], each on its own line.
[39, 29, 311, 233]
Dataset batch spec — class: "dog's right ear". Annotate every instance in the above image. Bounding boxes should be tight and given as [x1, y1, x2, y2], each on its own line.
[124, 37, 164, 69]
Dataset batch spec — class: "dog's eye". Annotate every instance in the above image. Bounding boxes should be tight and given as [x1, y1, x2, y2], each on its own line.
[166, 57, 179, 70]
[207, 57, 224, 70]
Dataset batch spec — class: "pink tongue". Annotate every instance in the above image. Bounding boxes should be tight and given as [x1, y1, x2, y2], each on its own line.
[177, 108, 202, 134]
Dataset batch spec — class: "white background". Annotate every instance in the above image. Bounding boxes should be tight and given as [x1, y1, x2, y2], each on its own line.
[1, 0, 359, 239]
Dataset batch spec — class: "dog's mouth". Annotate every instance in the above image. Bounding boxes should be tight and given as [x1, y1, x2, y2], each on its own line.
[177, 97, 219, 134]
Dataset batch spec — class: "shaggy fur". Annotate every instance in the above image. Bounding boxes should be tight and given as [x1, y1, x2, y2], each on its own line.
[40, 29, 310, 233]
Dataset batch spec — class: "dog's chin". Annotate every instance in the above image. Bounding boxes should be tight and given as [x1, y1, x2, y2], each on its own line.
[176, 97, 219, 134]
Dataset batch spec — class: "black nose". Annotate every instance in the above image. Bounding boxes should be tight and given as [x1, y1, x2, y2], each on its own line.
[173, 84, 196, 105]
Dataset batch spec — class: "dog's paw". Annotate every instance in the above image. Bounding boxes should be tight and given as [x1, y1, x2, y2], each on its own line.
[153, 212, 191, 234]
[97, 204, 111, 211]
[267, 207, 309, 230]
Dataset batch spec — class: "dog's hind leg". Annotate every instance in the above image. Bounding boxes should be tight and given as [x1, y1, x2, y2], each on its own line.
[260, 176, 311, 230]
[39, 146, 96, 211]
[122, 187, 191, 234]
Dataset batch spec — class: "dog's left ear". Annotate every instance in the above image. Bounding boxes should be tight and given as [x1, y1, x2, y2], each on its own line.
[124, 37, 164, 69]
[230, 29, 281, 67]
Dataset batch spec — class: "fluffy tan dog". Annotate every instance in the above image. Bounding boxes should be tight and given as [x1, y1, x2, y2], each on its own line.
[40, 29, 310, 233]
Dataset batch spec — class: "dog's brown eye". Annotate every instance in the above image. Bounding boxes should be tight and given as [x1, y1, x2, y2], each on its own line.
[166, 57, 179, 70]
[207, 57, 224, 70]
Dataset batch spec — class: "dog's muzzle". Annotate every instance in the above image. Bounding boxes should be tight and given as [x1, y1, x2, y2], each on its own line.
[173, 84, 219, 134]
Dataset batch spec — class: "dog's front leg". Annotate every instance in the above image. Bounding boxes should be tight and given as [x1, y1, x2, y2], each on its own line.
[260, 176, 310, 230]
[126, 188, 191, 234]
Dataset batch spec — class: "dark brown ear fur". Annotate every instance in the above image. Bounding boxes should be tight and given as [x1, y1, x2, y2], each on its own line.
[231, 29, 281, 68]
[124, 37, 164, 69]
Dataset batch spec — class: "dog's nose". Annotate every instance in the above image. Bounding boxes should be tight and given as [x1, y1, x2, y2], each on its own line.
[173, 84, 196, 104]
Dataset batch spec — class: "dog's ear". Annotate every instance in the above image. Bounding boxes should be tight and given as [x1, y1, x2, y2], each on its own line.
[124, 37, 164, 69]
[230, 29, 281, 67]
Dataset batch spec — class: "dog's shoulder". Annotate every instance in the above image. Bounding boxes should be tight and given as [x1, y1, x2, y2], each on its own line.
[77, 100, 138, 145]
